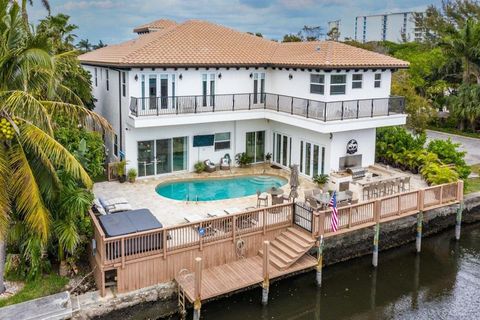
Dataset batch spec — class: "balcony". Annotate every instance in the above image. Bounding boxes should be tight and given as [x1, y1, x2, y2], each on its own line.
[129, 93, 405, 123]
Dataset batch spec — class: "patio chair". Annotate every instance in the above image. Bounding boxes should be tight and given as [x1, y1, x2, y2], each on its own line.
[401, 176, 411, 192]
[362, 186, 370, 200]
[204, 159, 216, 173]
[393, 179, 402, 193]
[282, 190, 295, 202]
[304, 189, 313, 201]
[306, 196, 320, 210]
[312, 189, 322, 196]
[220, 156, 231, 170]
[98, 197, 132, 214]
[272, 195, 284, 205]
[257, 191, 268, 207]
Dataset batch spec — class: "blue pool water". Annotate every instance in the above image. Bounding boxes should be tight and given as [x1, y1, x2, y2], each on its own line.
[155, 175, 287, 201]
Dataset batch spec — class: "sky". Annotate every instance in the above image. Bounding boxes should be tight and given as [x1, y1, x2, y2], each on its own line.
[28, 0, 440, 45]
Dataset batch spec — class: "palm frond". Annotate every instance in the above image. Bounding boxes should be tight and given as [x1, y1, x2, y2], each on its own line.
[19, 121, 93, 188]
[0, 143, 11, 240]
[0, 90, 53, 135]
[41, 100, 112, 132]
[10, 141, 50, 242]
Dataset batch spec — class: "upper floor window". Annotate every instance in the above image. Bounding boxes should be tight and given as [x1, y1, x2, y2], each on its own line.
[374, 73, 382, 88]
[106, 69, 109, 91]
[214, 132, 231, 151]
[352, 74, 363, 89]
[330, 74, 346, 95]
[94, 68, 98, 87]
[121, 72, 126, 97]
[310, 74, 324, 94]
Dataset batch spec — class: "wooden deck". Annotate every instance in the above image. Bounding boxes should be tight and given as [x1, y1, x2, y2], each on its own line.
[176, 254, 317, 302]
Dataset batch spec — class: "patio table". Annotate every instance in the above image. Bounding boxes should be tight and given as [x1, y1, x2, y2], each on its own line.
[266, 187, 284, 196]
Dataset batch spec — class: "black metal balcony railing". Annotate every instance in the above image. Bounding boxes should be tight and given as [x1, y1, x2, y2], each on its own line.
[129, 93, 405, 122]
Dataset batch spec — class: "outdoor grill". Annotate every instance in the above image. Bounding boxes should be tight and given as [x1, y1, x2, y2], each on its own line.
[347, 167, 367, 179]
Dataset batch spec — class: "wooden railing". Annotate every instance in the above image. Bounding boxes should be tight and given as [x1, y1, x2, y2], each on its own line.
[312, 181, 462, 238]
[90, 181, 462, 269]
[91, 203, 293, 268]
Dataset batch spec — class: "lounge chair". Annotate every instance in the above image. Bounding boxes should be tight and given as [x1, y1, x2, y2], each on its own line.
[208, 209, 228, 217]
[224, 207, 242, 215]
[204, 159, 216, 173]
[97, 197, 132, 214]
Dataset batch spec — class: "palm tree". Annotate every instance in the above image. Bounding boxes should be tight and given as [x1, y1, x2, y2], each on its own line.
[0, 1, 109, 292]
[441, 19, 480, 84]
[93, 40, 107, 50]
[10, 0, 50, 25]
[77, 39, 92, 53]
[449, 84, 480, 131]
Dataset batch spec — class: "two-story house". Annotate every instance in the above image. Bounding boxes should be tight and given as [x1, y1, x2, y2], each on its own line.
[79, 19, 408, 179]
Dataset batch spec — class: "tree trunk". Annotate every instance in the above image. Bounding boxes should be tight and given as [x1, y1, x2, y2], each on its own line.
[0, 240, 6, 294]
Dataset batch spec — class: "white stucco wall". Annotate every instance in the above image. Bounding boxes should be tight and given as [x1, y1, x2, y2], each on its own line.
[329, 128, 376, 170]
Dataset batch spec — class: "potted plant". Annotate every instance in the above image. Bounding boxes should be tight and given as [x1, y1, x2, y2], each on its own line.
[235, 152, 253, 167]
[127, 168, 137, 183]
[116, 160, 127, 183]
[313, 174, 329, 189]
[194, 161, 206, 173]
[265, 152, 272, 164]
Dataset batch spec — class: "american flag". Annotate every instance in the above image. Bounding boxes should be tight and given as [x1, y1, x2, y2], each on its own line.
[329, 191, 339, 232]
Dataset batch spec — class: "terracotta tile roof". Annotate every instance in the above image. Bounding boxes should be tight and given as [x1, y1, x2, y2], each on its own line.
[133, 19, 178, 33]
[79, 20, 409, 69]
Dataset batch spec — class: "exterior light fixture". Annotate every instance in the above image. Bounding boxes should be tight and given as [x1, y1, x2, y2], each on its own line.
[249, 73, 253, 78]
[134, 74, 138, 81]
[288, 74, 293, 80]
[218, 73, 222, 79]
[179, 74, 183, 80]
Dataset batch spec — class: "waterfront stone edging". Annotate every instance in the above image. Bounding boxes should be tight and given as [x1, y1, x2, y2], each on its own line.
[74, 192, 480, 319]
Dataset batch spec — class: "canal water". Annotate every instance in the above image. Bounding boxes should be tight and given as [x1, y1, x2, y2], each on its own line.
[165, 223, 480, 320]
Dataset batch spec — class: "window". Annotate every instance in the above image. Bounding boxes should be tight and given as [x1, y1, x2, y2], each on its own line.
[352, 74, 363, 89]
[214, 132, 231, 151]
[114, 134, 118, 157]
[330, 74, 346, 95]
[106, 69, 109, 91]
[374, 73, 382, 88]
[300, 140, 326, 177]
[94, 68, 98, 87]
[310, 74, 324, 94]
[121, 72, 126, 97]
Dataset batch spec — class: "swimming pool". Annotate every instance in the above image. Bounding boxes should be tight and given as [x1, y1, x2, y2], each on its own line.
[155, 175, 287, 201]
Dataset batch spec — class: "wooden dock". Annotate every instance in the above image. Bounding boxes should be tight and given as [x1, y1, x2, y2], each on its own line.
[176, 254, 317, 302]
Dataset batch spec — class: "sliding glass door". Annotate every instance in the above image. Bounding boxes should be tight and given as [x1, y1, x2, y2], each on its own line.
[138, 137, 188, 176]
[173, 137, 188, 171]
[300, 140, 325, 178]
[156, 139, 171, 174]
[246, 131, 265, 163]
[138, 140, 155, 177]
[273, 132, 291, 167]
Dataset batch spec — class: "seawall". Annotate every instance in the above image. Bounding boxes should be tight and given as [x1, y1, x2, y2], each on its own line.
[75, 192, 480, 319]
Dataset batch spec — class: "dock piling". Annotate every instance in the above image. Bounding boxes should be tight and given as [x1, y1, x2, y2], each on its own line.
[316, 235, 324, 287]
[455, 202, 463, 241]
[262, 241, 270, 305]
[193, 257, 202, 320]
[372, 223, 380, 267]
[415, 211, 423, 253]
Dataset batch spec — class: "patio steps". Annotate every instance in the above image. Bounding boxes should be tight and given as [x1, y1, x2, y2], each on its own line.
[258, 227, 315, 271]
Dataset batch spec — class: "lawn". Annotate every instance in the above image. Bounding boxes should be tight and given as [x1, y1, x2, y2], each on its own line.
[0, 273, 69, 308]
[465, 164, 480, 195]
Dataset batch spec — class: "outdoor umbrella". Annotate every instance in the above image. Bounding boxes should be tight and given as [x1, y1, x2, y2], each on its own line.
[289, 164, 300, 200]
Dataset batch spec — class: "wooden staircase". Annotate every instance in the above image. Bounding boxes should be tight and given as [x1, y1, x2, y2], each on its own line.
[258, 227, 316, 270]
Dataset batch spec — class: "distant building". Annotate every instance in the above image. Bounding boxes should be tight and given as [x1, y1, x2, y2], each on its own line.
[354, 12, 425, 43]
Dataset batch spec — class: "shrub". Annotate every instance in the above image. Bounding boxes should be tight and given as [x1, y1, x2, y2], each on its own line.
[127, 168, 137, 183]
[235, 152, 253, 167]
[427, 139, 471, 180]
[313, 174, 329, 186]
[194, 161, 206, 173]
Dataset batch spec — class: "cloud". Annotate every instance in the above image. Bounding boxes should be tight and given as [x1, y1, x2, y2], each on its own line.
[27, 0, 437, 44]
